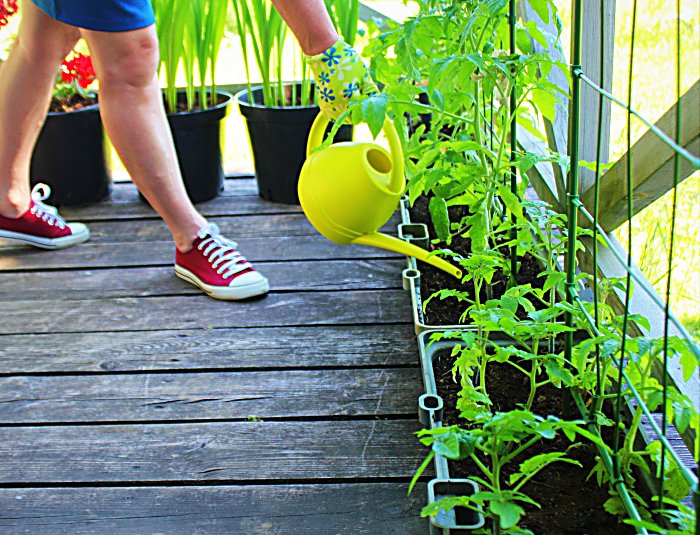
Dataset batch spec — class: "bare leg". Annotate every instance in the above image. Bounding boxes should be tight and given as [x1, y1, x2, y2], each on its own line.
[0, 2, 80, 217]
[80, 26, 206, 252]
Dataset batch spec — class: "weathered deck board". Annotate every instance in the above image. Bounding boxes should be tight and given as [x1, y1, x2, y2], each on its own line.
[57, 212, 399, 242]
[0, 420, 427, 483]
[0, 324, 417, 374]
[0, 259, 405, 300]
[0, 368, 421, 423]
[0, 176, 426, 532]
[0, 290, 410, 334]
[0, 483, 427, 535]
[0, 236, 398, 270]
[60, 178, 306, 221]
[72, 214, 326, 241]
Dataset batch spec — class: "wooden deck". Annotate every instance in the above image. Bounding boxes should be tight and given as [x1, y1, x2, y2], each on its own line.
[0, 178, 428, 534]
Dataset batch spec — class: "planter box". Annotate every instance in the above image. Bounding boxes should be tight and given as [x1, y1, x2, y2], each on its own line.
[417, 330, 489, 532]
[397, 199, 473, 333]
[403, 266, 475, 334]
[427, 478, 485, 534]
[398, 200, 568, 334]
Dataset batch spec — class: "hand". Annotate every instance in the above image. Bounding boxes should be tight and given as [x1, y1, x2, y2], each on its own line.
[307, 39, 377, 120]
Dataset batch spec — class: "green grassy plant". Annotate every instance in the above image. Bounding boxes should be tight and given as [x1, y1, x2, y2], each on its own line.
[232, 0, 313, 107]
[323, 0, 360, 46]
[152, 0, 228, 112]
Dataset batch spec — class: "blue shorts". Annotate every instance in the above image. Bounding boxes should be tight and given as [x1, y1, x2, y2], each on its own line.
[30, 0, 155, 32]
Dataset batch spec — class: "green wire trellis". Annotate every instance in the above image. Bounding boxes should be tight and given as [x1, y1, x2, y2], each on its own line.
[565, 0, 699, 532]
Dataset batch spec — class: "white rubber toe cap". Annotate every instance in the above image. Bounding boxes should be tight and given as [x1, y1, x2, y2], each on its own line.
[222, 270, 270, 299]
[175, 265, 270, 301]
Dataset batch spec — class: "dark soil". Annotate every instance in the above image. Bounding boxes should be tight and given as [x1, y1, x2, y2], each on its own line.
[49, 94, 97, 113]
[432, 352, 634, 535]
[410, 195, 633, 533]
[409, 197, 546, 325]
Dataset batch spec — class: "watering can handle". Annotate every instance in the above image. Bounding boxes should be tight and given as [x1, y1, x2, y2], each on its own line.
[306, 113, 405, 190]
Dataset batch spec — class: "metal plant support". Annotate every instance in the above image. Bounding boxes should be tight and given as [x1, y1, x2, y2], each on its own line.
[564, 0, 700, 531]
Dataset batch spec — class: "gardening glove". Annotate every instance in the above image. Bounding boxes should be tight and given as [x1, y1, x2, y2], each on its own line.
[307, 38, 377, 120]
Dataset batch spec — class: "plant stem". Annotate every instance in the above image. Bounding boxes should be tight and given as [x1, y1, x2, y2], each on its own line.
[503, 436, 540, 465]
[526, 362, 539, 412]
[393, 100, 475, 125]
[471, 452, 494, 481]
[471, 78, 491, 173]
[523, 337, 541, 412]
[492, 439, 503, 535]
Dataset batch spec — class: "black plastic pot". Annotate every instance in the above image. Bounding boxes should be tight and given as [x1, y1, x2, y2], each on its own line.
[165, 90, 232, 203]
[30, 103, 111, 207]
[236, 84, 352, 205]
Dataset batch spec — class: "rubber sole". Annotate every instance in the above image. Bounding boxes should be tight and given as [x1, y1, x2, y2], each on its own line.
[174, 265, 270, 300]
[0, 223, 90, 250]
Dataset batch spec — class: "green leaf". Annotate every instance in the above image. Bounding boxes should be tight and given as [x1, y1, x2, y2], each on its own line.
[446, 141, 483, 152]
[408, 450, 434, 496]
[603, 495, 626, 516]
[543, 359, 575, 386]
[431, 88, 445, 111]
[429, 197, 450, 242]
[484, 0, 508, 17]
[515, 28, 532, 54]
[497, 184, 524, 220]
[530, 88, 558, 123]
[676, 341, 699, 382]
[466, 212, 487, 252]
[511, 452, 581, 486]
[432, 430, 476, 460]
[529, 0, 552, 23]
[524, 20, 549, 48]
[362, 93, 388, 138]
[464, 53, 486, 71]
[491, 499, 524, 530]
[673, 401, 692, 434]
[517, 152, 541, 174]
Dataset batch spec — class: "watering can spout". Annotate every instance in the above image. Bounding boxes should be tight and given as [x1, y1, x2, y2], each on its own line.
[352, 232, 462, 279]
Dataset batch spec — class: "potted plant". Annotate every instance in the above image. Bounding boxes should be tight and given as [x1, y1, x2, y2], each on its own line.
[232, 0, 354, 204]
[151, 0, 230, 203]
[30, 49, 111, 207]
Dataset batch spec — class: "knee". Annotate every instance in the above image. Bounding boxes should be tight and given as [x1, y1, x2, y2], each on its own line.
[97, 33, 159, 89]
[14, 28, 80, 66]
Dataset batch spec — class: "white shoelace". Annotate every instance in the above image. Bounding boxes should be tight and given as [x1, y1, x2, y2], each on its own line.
[197, 223, 250, 279]
[30, 183, 66, 229]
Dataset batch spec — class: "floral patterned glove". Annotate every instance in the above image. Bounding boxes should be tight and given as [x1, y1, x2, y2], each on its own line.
[307, 38, 377, 120]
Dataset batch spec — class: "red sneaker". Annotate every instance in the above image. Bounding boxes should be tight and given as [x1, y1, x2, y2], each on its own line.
[0, 184, 90, 249]
[175, 223, 269, 300]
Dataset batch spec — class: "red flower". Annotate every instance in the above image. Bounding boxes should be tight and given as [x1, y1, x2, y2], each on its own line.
[60, 53, 97, 90]
[0, 0, 19, 27]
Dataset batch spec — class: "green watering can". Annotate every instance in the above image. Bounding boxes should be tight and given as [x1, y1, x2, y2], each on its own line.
[298, 113, 462, 279]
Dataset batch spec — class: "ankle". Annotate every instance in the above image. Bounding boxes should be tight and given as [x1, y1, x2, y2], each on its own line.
[175, 231, 199, 253]
[0, 189, 31, 219]
[174, 219, 207, 253]
[176, 240, 194, 254]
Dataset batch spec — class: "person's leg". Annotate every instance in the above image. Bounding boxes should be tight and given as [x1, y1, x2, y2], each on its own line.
[80, 25, 205, 252]
[0, 2, 80, 217]
[81, 25, 268, 299]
